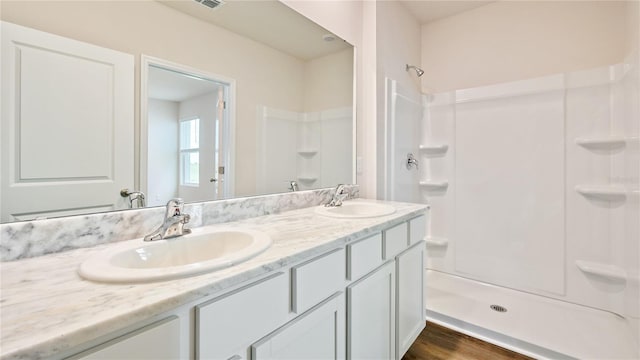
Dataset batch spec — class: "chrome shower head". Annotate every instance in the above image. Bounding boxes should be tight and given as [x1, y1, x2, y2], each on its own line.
[406, 64, 424, 77]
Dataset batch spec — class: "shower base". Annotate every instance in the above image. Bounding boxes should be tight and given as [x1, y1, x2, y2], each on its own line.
[425, 270, 639, 360]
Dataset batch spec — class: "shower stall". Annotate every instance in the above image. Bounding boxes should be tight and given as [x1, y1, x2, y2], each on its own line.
[384, 7, 640, 359]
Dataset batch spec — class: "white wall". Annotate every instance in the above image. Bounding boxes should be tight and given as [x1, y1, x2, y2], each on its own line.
[147, 99, 179, 207]
[303, 48, 354, 112]
[421, 1, 628, 92]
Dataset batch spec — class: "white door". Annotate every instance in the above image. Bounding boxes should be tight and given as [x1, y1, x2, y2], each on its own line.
[396, 241, 425, 359]
[251, 292, 345, 360]
[347, 261, 396, 360]
[0, 21, 134, 222]
[177, 88, 228, 203]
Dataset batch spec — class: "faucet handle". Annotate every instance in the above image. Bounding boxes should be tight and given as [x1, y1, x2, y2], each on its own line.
[165, 198, 185, 218]
[406, 153, 418, 170]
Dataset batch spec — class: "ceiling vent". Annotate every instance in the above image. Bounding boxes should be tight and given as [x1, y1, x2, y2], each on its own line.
[194, 0, 225, 10]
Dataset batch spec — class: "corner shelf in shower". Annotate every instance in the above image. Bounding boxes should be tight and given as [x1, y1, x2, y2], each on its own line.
[575, 136, 626, 151]
[425, 236, 449, 247]
[419, 181, 449, 191]
[575, 185, 626, 201]
[575, 260, 626, 282]
[297, 149, 318, 157]
[419, 144, 449, 156]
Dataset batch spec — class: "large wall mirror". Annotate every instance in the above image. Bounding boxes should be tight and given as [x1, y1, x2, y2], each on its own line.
[0, 0, 354, 222]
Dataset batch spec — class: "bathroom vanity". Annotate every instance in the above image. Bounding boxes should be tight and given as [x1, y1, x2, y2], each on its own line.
[0, 199, 427, 360]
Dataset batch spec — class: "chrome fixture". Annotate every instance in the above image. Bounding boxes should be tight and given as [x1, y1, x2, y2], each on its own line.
[120, 189, 146, 208]
[406, 153, 419, 170]
[325, 184, 349, 207]
[288, 180, 299, 192]
[144, 198, 191, 241]
[405, 64, 424, 77]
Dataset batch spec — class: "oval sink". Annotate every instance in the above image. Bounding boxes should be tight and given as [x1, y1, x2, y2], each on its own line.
[78, 226, 271, 283]
[315, 201, 396, 219]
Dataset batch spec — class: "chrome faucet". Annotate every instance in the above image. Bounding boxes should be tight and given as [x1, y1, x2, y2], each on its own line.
[288, 180, 299, 192]
[325, 184, 349, 207]
[144, 198, 191, 241]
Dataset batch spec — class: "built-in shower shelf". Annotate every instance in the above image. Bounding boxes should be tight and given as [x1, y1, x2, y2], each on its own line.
[297, 149, 318, 157]
[419, 144, 449, 155]
[575, 136, 626, 150]
[575, 185, 626, 201]
[297, 175, 317, 182]
[419, 181, 449, 191]
[425, 237, 449, 247]
[576, 260, 626, 282]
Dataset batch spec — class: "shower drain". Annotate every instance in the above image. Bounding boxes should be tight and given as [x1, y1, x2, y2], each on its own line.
[490, 304, 508, 313]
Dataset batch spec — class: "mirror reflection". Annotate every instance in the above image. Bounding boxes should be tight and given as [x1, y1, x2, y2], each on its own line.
[0, 0, 354, 223]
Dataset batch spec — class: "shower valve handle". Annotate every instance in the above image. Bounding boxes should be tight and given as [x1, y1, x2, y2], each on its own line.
[406, 153, 418, 170]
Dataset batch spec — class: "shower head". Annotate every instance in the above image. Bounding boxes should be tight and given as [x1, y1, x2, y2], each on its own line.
[406, 64, 424, 77]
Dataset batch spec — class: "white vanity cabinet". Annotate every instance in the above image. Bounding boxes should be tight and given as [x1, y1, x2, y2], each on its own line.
[194, 248, 345, 360]
[62, 213, 427, 360]
[251, 293, 345, 360]
[347, 261, 396, 360]
[67, 317, 181, 360]
[196, 272, 290, 360]
[396, 216, 427, 359]
[396, 241, 425, 358]
[347, 215, 426, 360]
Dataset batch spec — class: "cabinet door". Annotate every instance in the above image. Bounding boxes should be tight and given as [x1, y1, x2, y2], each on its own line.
[396, 241, 425, 359]
[347, 261, 396, 360]
[251, 292, 345, 360]
[197, 272, 289, 360]
[68, 317, 180, 360]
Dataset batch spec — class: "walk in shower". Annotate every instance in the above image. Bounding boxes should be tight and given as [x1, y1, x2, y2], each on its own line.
[384, 2, 640, 358]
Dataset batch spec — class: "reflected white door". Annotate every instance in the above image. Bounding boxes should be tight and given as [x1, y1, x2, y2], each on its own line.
[0, 21, 134, 222]
[177, 89, 228, 203]
[144, 59, 234, 206]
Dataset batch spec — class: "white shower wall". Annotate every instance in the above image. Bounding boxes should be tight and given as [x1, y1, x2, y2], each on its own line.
[255, 106, 352, 195]
[423, 61, 640, 323]
[384, 78, 422, 203]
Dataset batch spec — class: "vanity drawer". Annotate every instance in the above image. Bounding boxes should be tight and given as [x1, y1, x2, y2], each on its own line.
[409, 215, 426, 244]
[383, 222, 408, 259]
[291, 248, 345, 314]
[347, 233, 383, 281]
[196, 272, 289, 360]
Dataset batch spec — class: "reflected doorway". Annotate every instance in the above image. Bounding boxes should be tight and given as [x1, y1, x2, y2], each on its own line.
[141, 56, 235, 207]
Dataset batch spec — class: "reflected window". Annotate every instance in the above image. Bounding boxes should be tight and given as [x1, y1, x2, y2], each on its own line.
[180, 118, 200, 186]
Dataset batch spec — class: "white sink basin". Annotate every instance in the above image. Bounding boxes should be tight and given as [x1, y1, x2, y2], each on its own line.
[314, 201, 396, 219]
[78, 226, 271, 283]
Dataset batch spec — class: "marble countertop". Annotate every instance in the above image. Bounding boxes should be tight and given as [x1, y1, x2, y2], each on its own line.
[0, 199, 427, 360]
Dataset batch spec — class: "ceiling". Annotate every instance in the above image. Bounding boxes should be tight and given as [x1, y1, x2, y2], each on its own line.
[157, 0, 351, 61]
[398, 1, 495, 24]
[148, 66, 221, 102]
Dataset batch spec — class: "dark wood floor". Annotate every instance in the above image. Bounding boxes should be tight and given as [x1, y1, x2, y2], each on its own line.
[402, 322, 535, 360]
